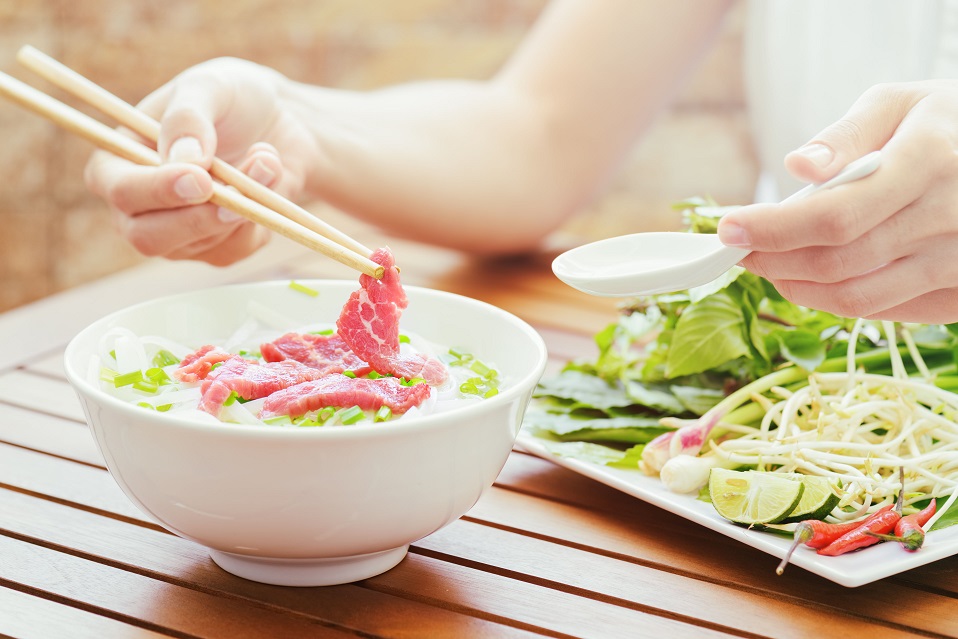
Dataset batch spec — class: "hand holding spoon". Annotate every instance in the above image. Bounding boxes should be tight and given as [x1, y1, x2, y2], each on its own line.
[552, 151, 882, 297]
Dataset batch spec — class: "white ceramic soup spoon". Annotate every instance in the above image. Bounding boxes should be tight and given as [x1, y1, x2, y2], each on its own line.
[552, 151, 882, 297]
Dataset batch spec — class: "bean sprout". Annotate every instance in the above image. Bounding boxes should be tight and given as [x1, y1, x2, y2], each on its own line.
[706, 319, 958, 521]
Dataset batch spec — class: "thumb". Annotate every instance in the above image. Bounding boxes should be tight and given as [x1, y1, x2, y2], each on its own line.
[784, 84, 914, 183]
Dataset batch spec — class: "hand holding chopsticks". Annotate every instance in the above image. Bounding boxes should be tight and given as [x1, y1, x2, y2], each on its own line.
[0, 46, 384, 280]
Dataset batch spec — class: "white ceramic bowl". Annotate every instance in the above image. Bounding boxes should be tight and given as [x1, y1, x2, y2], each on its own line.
[64, 280, 547, 586]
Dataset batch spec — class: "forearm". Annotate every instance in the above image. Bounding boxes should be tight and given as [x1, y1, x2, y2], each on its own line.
[281, 0, 734, 254]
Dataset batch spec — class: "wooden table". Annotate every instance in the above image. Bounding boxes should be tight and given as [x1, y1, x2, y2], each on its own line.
[2, 222, 957, 639]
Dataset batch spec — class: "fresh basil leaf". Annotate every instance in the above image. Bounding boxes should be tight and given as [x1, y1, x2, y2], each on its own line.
[624, 380, 686, 414]
[534, 370, 634, 410]
[666, 293, 751, 379]
[775, 329, 827, 371]
[669, 385, 725, 415]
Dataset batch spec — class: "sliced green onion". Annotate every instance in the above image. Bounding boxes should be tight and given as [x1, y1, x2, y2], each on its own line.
[152, 349, 180, 367]
[156, 404, 173, 412]
[132, 379, 159, 393]
[318, 406, 336, 422]
[339, 406, 365, 425]
[136, 402, 155, 410]
[403, 377, 425, 387]
[289, 280, 319, 297]
[99, 367, 118, 384]
[460, 381, 479, 395]
[114, 370, 144, 388]
[309, 328, 335, 336]
[210, 362, 224, 371]
[109, 349, 117, 360]
[238, 350, 262, 358]
[367, 371, 382, 379]
[448, 347, 472, 362]
[483, 387, 499, 399]
[343, 370, 357, 378]
[469, 360, 492, 377]
[374, 406, 393, 422]
[399, 334, 410, 344]
[223, 391, 239, 406]
[145, 367, 171, 385]
[264, 415, 292, 426]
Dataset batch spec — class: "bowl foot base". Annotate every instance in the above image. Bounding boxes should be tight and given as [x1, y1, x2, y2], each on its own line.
[209, 545, 409, 586]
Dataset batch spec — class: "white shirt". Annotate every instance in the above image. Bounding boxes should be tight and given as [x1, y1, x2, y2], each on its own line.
[743, 0, 958, 201]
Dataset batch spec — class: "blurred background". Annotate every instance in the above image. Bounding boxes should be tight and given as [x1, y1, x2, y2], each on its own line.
[0, 0, 757, 313]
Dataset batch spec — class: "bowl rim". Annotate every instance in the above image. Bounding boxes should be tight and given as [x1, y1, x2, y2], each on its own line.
[63, 279, 548, 440]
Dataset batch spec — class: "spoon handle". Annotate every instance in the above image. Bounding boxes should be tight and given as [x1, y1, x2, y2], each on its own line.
[783, 151, 882, 203]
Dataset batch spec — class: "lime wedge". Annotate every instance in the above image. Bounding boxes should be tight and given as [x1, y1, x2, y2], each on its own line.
[779, 474, 840, 523]
[709, 468, 804, 525]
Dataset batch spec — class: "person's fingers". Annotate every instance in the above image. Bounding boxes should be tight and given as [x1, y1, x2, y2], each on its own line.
[767, 237, 958, 319]
[862, 288, 958, 324]
[718, 164, 918, 253]
[167, 223, 271, 266]
[85, 150, 214, 215]
[783, 83, 922, 184]
[144, 67, 236, 168]
[741, 192, 953, 283]
[115, 203, 241, 257]
[236, 142, 283, 189]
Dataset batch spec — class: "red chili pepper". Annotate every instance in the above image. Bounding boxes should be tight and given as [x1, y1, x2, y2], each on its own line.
[817, 508, 901, 556]
[776, 504, 893, 575]
[817, 468, 907, 557]
[866, 500, 937, 552]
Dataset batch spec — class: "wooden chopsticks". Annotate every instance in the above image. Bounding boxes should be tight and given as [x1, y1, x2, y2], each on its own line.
[0, 46, 384, 280]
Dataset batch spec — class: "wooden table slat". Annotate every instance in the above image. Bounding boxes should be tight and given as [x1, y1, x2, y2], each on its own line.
[0, 403, 103, 467]
[0, 585, 171, 639]
[0, 534, 359, 639]
[0, 370, 86, 422]
[0, 486, 637, 639]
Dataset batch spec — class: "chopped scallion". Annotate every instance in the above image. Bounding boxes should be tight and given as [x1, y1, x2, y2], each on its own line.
[374, 406, 392, 422]
[318, 406, 336, 422]
[145, 367, 171, 385]
[114, 370, 144, 388]
[288, 280, 320, 297]
[132, 379, 159, 393]
[152, 350, 180, 367]
[483, 387, 499, 399]
[223, 391, 239, 406]
[99, 367, 118, 384]
[343, 370, 357, 378]
[470, 360, 491, 377]
[156, 404, 173, 412]
[399, 334, 410, 344]
[264, 415, 292, 426]
[339, 406, 365, 425]
[309, 328, 335, 336]
[448, 347, 472, 362]
[210, 362, 224, 371]
[136, 402, 155, 410]
[367, 371, 381, 379]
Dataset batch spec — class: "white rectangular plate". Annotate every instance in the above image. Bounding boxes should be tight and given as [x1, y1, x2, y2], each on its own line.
[516, 431, 958, 587]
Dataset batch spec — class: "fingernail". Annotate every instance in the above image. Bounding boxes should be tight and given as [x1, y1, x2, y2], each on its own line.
[168, 136, 204, 163]
[248, 159, 276, 185]
[795, 143, 835, 169]
[218, 207, 242, 223]
[173, 173, 206, 202]
[718, 222, 751, 248]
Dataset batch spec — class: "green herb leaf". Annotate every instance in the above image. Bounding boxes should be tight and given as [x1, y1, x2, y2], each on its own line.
[666, 293, 751, 379]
